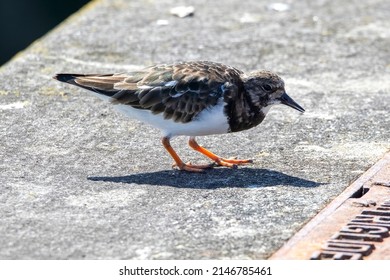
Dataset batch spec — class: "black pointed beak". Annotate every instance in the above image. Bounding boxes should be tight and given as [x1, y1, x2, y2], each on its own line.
[280, 92, 305, 113]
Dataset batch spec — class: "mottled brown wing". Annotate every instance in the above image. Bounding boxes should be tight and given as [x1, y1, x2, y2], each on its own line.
[55, 61, 243, 123]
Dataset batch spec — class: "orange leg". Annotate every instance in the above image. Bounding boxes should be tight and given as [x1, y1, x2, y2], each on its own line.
[162, 137, 214, 172]
[188, 137, 253, 168]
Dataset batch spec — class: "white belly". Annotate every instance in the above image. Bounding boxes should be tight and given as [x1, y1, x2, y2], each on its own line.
[113, 98, 230, 137]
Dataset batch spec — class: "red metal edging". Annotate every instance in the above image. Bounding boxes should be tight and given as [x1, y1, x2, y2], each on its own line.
[270, 152, 390, 260]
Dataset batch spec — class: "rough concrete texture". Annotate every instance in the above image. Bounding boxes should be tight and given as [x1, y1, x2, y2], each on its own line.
[1, 0, 389, 259]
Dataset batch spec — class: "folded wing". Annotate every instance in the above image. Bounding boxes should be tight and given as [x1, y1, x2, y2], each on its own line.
[54, 61, 243, 123]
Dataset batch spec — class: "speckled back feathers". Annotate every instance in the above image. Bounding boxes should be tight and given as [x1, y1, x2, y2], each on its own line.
[54, 61, 292, 133]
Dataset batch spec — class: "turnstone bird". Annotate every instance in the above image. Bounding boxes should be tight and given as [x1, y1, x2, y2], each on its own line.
[54, 61, 304, 172]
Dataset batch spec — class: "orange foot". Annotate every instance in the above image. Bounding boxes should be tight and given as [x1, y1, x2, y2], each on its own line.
[172, 161, 215, 172]
[212, 157, 253, 169]
[188, 137, 253, 169]
[162, 136, 253, 173]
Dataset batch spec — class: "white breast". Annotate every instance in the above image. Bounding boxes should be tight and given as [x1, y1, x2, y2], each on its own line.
[113, 98, 230, 137]
[260, 105, 273, 115]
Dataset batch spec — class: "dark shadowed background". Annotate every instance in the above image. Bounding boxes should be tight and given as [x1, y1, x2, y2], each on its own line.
[0, 0, 89, 66]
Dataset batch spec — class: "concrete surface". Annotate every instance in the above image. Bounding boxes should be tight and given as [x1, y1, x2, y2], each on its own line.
[1, 0, 389, 259]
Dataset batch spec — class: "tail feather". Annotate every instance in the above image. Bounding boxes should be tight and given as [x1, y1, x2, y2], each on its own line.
[53, 73, 114, 84]
[53, 73, 83, 84]
[53, 73, 123, 96]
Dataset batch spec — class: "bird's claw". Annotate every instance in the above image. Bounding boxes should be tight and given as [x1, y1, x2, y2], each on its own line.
[171, 161, 215, 172]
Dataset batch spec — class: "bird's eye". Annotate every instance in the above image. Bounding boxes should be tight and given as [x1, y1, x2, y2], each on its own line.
[262, 84, 273, 92]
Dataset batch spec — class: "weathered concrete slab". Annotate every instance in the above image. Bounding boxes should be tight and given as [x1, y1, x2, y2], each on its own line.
[0, 0, 389, 259]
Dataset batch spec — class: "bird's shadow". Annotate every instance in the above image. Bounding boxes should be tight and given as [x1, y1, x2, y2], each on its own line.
[88, 168, 323, 189]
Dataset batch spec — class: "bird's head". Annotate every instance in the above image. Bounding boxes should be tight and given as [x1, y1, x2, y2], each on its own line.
[241, 70, 305, 113]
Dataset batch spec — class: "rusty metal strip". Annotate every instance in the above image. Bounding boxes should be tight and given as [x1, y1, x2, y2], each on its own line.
[270, 151, 390, 260]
